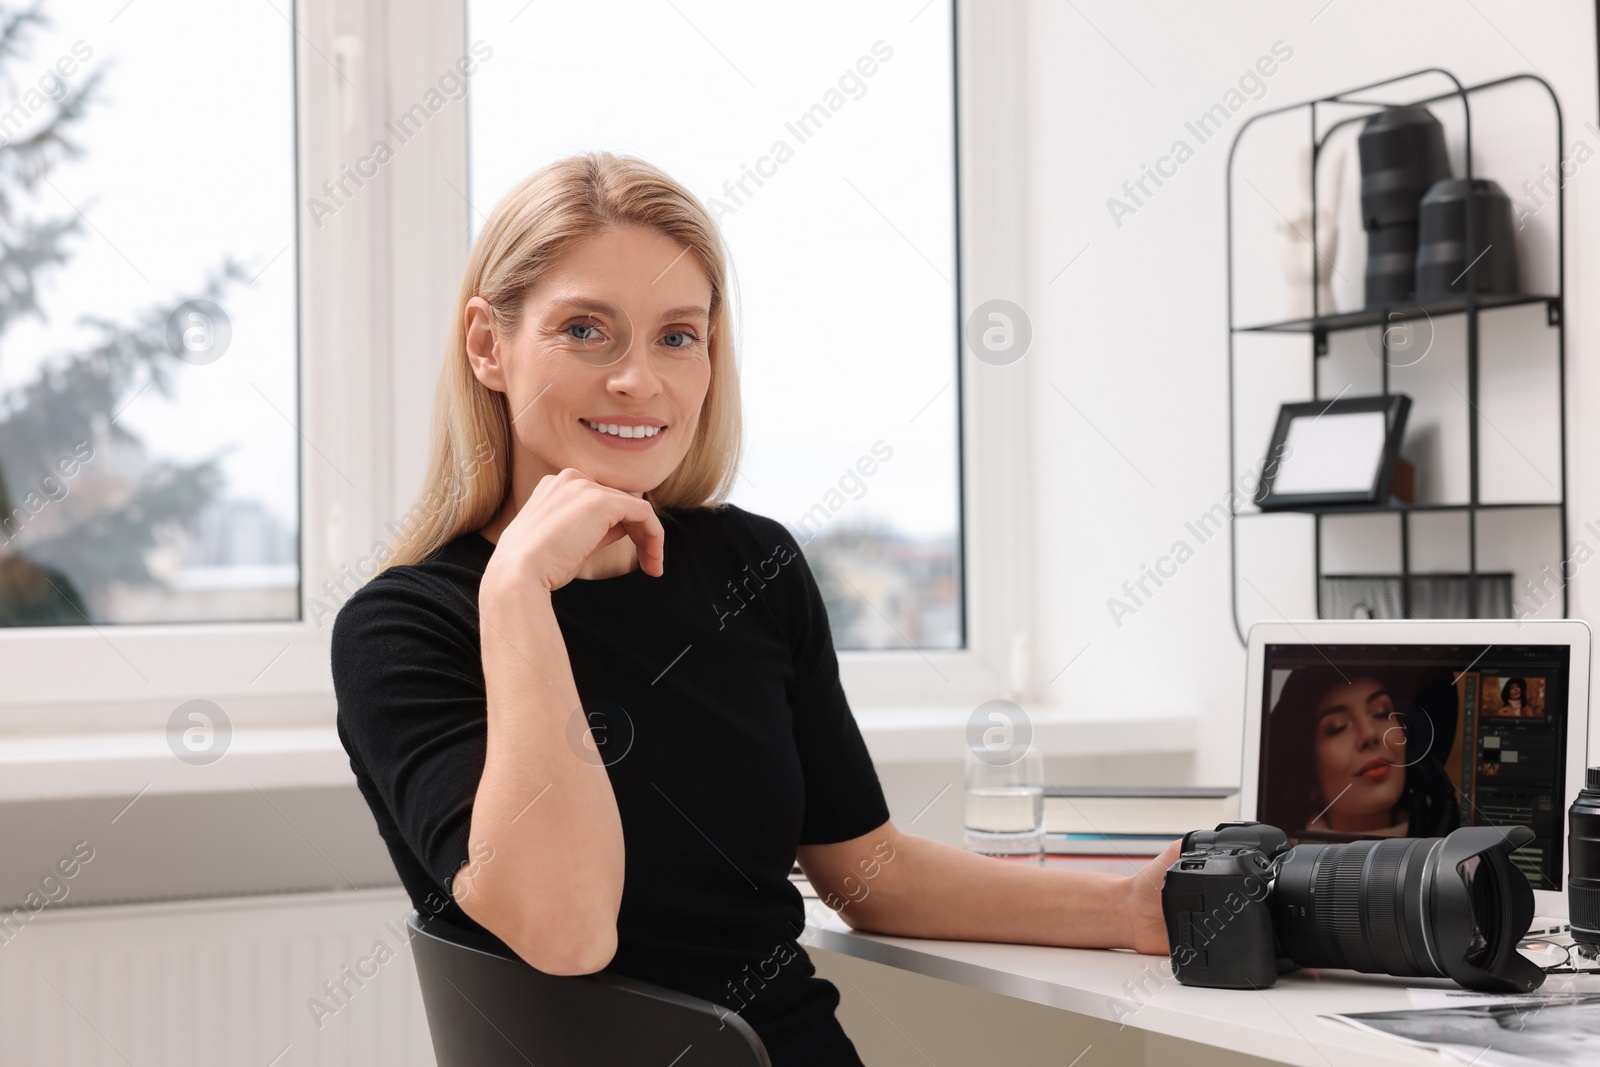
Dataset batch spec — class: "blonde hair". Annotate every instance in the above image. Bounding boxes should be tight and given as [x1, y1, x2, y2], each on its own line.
[383, 152, 742, 570]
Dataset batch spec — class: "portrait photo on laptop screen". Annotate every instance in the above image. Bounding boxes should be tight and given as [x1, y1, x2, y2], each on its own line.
[1256, 643, 1572, 892]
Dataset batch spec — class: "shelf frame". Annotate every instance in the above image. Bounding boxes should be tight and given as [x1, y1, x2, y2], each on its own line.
[1224, 69, 1568, 643]
[1234, 291, 1559, 338]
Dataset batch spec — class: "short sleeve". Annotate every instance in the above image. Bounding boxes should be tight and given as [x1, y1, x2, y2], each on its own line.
[331, 572, 487, 898]
[770, 523, 892, 846]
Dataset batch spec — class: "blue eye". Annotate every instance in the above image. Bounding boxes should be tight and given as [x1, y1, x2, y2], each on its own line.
[662, 330, 701, 349]
[566, 322, 603, 342]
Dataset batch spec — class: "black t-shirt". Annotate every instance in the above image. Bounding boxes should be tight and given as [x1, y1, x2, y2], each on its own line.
[331, 502, 890, 1051]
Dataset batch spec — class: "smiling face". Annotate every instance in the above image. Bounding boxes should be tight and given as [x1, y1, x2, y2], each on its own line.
[1312, 676, 1408, 831]
[465, 223, 714, 498]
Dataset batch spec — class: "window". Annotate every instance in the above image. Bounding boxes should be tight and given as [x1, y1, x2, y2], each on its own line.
[0, 1, 1009, 722]
[0, 0, 299, 627]
[465, 0, 962, 651]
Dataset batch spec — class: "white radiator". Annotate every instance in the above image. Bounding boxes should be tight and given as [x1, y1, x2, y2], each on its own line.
[0, 888, 437, 1067]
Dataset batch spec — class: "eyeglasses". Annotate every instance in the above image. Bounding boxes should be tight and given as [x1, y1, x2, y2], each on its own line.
[1518, 924, 1600, 974]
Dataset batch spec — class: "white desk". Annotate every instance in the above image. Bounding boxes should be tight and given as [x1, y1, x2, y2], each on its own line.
[803, 911, 1597, 1066]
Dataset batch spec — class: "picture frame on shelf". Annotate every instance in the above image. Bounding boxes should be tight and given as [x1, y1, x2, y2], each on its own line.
[1253, 393, 1412, 511]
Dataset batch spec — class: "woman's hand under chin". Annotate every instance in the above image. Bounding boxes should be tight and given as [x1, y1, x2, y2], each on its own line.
[483, 467, 665, 596]
[1122, 838, 1183, 955]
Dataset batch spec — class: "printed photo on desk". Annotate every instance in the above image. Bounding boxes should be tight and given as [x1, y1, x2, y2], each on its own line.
[1329, 992, 1600, 1067]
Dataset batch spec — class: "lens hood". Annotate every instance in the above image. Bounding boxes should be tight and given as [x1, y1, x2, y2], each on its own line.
[1429, 824, 1542, 992]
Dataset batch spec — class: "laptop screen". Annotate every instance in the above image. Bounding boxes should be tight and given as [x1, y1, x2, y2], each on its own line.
[1257, 642, 1572, 892]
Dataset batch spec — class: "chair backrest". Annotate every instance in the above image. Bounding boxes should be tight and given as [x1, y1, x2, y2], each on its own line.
[406, 913, 771, 1067]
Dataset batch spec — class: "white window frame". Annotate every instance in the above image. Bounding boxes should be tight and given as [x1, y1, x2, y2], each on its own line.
[0, 0, 1030, 729]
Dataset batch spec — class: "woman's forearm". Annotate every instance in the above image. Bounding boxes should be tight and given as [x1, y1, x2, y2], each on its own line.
[844, 832, 1164, 952]
[459, 572, 626, 974]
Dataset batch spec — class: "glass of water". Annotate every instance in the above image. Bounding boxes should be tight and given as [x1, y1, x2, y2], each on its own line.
[963, 741, 1045, 863]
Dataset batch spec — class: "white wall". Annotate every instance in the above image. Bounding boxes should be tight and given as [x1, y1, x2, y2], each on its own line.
[1011, 0, 1600, 786]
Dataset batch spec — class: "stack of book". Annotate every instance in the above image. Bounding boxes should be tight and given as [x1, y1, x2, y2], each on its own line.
[1042, 785, 1239, 875]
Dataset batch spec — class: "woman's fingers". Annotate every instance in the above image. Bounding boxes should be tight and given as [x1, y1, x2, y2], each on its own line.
[592, 523, 630, 553]
[1126, 839, 1184, 955]
[574, 479, 665, 578]
[515, 469, 667, 585]
[614, 498, 666, 577]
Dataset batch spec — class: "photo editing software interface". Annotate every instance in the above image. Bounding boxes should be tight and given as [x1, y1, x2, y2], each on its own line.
[1257, 643, 1572, 891]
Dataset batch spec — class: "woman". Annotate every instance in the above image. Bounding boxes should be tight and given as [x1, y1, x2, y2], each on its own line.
[1302, 673, 1411, 836]
[331, 151, 1180, 1064]
[1500, 677, 1531, 717]
[1264, 664, 1459, 839]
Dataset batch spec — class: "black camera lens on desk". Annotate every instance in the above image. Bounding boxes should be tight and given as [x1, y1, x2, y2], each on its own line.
[1161, 821, 1543, 993]
[1571, 767, 1600, 953]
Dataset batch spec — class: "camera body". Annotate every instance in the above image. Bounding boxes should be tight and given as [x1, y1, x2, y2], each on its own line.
[1162, 822, 1294, 989]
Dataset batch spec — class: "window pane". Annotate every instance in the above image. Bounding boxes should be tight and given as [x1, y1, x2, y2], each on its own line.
[466, 0, 961, 650]
[0, 1, 299, 626]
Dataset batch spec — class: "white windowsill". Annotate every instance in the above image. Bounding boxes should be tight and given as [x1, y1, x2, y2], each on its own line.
[0, 707, 1197, 803]
[0, 726, 354, 803]
[852, 704, 1197, 764]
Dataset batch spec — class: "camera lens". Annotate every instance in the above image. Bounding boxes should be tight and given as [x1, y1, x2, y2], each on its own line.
[1268, 826, 1542, 993]
[1270, 837, 1438, 976]
[1569, 766, 1600, 950]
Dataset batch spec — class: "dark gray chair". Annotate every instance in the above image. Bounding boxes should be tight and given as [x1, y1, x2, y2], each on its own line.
[406, 913, 771, 1066]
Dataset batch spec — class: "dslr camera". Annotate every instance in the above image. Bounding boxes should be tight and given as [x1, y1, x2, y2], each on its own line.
[1160, 821, 1543, 992]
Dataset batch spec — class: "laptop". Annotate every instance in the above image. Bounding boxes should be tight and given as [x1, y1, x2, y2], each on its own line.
[1239, 619, 1592, 918]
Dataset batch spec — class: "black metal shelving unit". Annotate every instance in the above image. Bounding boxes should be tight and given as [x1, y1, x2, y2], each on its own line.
[1225, 69, 1568, 644]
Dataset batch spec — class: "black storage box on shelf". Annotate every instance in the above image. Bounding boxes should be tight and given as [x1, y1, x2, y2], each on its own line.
[1415, 177, 1520, 298]
[1321, 572, 1514, 620]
